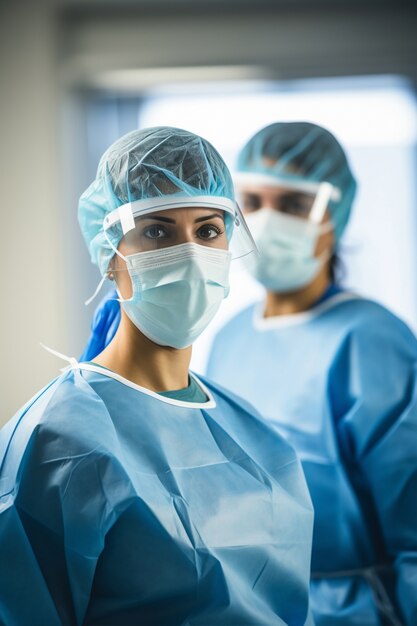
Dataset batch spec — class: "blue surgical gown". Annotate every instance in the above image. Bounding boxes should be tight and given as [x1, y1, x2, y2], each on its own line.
[207, 292, 417, 626]
[0, 364, 314, 626]
[80, 290, 120, 362]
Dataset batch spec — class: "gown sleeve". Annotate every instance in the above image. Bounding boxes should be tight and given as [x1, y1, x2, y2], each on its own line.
[80, 289, 120, 362]
[331, 307, 417, 625]
[0, 378, 130, 626]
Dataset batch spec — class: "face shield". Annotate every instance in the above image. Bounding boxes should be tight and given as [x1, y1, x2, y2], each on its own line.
[233, 173, 341, 226]
[102, 194, 257, 272]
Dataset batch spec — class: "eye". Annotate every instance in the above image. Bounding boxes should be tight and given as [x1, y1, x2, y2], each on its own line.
[243, 193, 261, 212]
[197, 223, 223, 240]
[279, 194, 312, 218]
[143, 224, 169, 239]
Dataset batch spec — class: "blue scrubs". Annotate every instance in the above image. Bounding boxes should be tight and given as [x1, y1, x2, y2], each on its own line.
[80, 290, 120, 361]
[0, 364, 314, 626]
[207, 292, 417, 626]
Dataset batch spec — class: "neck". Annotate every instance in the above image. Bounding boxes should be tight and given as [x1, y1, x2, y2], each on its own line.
[264, 265, 331, 317]
[93, 311, 191, 392]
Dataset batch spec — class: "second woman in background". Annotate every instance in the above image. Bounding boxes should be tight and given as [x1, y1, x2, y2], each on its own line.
[207, 122, 417, 626]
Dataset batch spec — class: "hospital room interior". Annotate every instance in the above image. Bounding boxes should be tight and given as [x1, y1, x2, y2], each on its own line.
[1, 1, 417, 624]
[0, 0, 415, 422]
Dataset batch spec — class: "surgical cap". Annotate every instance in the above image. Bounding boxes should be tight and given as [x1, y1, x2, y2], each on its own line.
[78, 126, 235, 274]
[237, 122, 357, 240]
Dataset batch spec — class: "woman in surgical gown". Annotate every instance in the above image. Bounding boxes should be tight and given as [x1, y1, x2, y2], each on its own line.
[206, 122, 417, 626]
[0, 127, 314, 626]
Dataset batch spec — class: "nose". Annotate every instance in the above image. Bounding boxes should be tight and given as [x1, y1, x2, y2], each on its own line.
[176, 224, 196, 245]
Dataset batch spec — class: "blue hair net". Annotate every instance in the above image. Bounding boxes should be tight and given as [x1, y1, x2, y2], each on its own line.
[79, 127, 235, 274]
[237, 122, 357, 240]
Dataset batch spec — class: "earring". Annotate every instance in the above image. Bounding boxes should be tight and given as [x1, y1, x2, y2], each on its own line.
[108, 272, 114, 281]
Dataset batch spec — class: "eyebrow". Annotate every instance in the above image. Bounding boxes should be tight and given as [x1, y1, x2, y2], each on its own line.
[243, 191, 307, 198]
[194, 213, 225, 223]
[139, 213, 225, 224]
[280, 191, 310, 198]
[139, 215, 176, 223]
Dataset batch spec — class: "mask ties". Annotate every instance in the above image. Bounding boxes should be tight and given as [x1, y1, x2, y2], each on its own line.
[40, 343, 79, 372]
[84, 274, 108, 306]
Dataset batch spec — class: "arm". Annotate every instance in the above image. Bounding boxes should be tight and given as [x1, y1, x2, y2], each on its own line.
[0, 431, 109, 626]
[0, 510, 63, 626]
[0, 397, 129, 626]
[333, 313, 417, 624]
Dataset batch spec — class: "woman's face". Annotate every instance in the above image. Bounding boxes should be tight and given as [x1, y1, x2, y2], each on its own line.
[111, 207, 228, 298]
[239, 186, 334, 258]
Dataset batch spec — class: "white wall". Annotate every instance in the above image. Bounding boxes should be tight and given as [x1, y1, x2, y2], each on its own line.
[0, 0, 69, 422]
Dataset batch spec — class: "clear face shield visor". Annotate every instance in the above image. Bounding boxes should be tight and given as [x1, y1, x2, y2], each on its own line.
[233, 173, 341, 226]
[102, 195, 258, 272]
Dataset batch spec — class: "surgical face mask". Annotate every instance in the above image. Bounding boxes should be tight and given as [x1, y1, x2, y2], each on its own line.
[117, 242, 231, 349]
[244, 208, 332, 292]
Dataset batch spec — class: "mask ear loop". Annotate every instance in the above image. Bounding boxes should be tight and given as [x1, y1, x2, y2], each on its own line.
[102, 205, 136, 304]
[84, 274, 108, 306]
[84, 205, 134, 306]
[102, 232, 132, 304]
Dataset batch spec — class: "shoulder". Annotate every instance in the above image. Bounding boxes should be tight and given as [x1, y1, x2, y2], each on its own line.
[1, 370, 120, 489]
[330, 300, 417, 460]
[37, 371, 117, 446]
[328, 298, 417, 439]
[1, 370, 131, 535]
[336, 296, 417, 354]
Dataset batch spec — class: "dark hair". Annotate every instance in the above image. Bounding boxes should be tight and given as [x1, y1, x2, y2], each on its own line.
[329, 252, 344, 284]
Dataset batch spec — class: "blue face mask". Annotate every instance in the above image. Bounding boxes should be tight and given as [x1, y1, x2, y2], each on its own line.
[245, 208, 332, 292]
[118, 242, 231, 349]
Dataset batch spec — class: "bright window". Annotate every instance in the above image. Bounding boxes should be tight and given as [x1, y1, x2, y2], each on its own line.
[85, 76, 417, 372]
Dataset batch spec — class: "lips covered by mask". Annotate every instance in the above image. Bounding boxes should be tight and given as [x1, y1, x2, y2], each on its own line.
[119, 242, 231, 348]
[245, 209, 332, 292]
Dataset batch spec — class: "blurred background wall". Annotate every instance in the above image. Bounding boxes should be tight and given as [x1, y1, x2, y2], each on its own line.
[0, 0, 416, 423]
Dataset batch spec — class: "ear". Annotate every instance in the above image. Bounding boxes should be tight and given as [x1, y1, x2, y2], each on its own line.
[107, 255, 115, 280]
